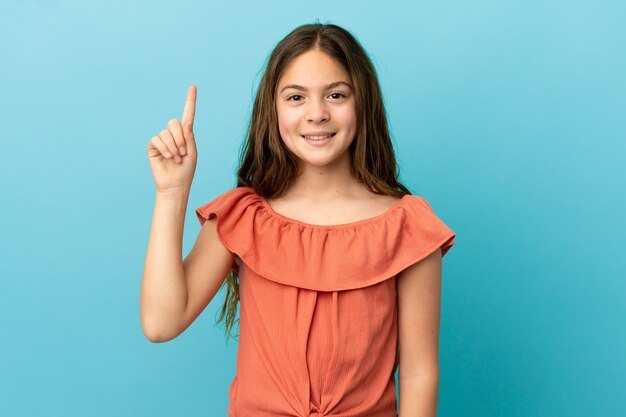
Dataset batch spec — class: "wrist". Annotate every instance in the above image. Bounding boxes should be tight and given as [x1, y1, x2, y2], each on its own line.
[156, 187, 190, 200]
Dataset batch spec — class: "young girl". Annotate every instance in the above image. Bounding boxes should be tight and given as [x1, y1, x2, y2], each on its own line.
[141, 23, 456, 417]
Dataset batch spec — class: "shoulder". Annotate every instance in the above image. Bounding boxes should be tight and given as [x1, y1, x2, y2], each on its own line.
[371, 193, 404, 210]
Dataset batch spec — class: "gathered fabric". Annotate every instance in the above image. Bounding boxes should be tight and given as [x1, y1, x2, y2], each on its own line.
[196, 187, 456, 417]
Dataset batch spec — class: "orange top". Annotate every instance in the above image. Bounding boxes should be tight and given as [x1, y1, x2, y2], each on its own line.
[195, 186, 456, 417]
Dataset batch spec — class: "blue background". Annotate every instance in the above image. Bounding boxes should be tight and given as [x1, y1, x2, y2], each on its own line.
[1, 1, 624, 416]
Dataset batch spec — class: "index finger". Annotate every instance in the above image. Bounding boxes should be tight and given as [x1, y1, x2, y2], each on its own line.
[182, 84, 197, 131]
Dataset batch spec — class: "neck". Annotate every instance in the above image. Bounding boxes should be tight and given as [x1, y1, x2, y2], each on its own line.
[289, 153, 364, 201]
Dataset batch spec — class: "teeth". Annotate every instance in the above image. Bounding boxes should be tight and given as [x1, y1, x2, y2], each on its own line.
[303, 134, 334, 140]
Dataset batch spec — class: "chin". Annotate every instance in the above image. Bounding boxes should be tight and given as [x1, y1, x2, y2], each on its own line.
[298, 151, 351, 168]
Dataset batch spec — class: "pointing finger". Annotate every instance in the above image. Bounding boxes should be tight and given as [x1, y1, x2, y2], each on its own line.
[182, 84, 197, 133]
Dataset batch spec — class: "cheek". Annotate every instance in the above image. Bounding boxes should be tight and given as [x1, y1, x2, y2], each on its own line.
[337, 107, 357, 132]
[277, 109, 300, 138]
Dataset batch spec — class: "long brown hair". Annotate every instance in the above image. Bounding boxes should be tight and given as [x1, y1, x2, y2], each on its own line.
[215, 22, 412, 343]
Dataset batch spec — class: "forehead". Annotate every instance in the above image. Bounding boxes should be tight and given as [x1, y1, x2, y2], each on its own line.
[278, 50, 350, 87]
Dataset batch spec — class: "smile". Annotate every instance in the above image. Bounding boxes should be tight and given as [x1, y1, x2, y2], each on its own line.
[301, 133, 336, 140]
[301, 132, 336, 146]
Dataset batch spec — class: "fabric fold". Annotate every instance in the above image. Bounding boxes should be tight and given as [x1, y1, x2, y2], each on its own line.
[195, 186, 456, 291]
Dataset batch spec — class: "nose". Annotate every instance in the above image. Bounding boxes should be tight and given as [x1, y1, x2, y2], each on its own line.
[305, 99, 329, 123]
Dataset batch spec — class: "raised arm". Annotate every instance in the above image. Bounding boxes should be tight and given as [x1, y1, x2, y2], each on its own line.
[140, 85, 234, 342]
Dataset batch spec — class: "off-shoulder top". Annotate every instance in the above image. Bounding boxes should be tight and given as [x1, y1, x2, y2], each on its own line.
[195, 186, 456, 417]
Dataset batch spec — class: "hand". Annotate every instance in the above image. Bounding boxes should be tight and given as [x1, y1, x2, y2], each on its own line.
[147, 84, 198, 193]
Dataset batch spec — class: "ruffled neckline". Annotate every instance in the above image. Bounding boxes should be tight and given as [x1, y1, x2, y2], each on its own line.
[256, 190, 411, 230]
[195, 186, 457, 291]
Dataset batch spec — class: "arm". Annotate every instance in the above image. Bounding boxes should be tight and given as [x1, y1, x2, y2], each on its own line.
[397, 248, 443, 417]
[140, 85, 234, 342]
[140, 189, 189, 342]
[139, 188, 234, 342]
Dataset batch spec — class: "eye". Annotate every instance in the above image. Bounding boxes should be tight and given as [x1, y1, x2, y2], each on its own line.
[287, 94, 303, 102]
[329, 92, 346, 100]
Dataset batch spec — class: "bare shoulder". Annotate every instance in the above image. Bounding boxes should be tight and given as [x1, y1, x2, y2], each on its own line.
[368, 193, 403, 210]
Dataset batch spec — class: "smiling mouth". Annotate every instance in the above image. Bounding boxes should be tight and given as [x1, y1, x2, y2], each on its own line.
[301, 133, 336, 140]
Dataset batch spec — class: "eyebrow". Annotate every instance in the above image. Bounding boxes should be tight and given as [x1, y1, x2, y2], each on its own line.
[279, 81, 352, 94]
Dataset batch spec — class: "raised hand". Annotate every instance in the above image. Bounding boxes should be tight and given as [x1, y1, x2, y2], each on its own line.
[147, 84, 198, 193]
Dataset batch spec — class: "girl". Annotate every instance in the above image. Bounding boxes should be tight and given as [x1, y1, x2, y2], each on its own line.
[141, 23, 456, 417]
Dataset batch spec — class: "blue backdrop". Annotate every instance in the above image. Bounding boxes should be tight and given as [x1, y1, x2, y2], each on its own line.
[1, 1, 624, 416]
